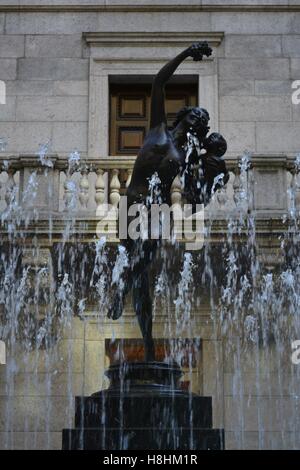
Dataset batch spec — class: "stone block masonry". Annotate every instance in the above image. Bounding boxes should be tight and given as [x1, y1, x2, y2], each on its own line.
[0, 8, 299, 157]
[1, 3, 300, 450]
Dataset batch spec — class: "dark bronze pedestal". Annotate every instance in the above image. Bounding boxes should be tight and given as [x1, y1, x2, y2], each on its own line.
[62, 362, 224, 450]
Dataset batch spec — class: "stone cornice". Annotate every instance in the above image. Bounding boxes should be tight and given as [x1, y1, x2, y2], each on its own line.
[0, 218, 291, 245]
[1, 153, 297, 172]
[0, 154, 137, 171]
[0, 4, 300, 13]
[84, 32, 224, 48]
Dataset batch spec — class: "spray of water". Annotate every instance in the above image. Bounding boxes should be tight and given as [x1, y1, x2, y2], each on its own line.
[1, 137, 300, 449]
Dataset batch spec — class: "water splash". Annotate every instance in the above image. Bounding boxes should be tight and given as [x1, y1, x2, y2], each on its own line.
[1, 146, 300, 449]
[0, 137, 8, 152]
[112, 245, 129, 289]
[68, 150, 81, 172]
[185, 131, 201, 164]
[211, 172, 225, 195]
[37, 140, 53, 168]
[174, 252, 194, 334]
[147, 172, 162, 206]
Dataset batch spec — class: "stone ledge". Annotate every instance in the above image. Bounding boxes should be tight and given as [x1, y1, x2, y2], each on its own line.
[0, 153, 296, 170]
[84, 31, 224, 48]
[1, 3, 300, 13]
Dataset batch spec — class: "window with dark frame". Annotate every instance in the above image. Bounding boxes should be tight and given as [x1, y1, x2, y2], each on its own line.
[109, 82, 198, 155]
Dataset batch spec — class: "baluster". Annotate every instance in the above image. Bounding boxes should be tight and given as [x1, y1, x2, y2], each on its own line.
[0, 170, 2, 205]
[294, 158, 300, 211]
[217, 186, 228, 208]
[126, 168, 133, 190]
[290, 163, 300, 215]
[109, 169, 121, 209]
[171, 174, 182, 208]
[171, 174, 183, 239]
[5, 170, 16, 208]
[247, 166, 254, 212]
[64, 173, 76, 211]
[295, 172, 300, 210]
[233, 166, 241, 206]
[79, 167, 90, 209]
[95, 168, 105, 214]
[106, 169, 121, 240]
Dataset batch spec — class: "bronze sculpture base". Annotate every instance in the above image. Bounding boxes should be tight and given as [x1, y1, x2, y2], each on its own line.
[62, 362, 224, 450]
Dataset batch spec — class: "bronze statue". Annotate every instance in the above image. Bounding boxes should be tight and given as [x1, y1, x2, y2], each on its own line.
[108, 42, 229, 361]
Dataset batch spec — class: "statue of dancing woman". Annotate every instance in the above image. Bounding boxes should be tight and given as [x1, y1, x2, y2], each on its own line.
[107, 42, 229, 362]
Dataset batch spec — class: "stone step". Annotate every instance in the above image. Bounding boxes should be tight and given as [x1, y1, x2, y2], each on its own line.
[62, 427, 224, 450]
[74, 393, 213, 429]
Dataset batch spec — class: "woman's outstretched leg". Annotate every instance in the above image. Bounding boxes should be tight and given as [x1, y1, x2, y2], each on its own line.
[107, 266, 133, 320]
[132, 270, 155, 362]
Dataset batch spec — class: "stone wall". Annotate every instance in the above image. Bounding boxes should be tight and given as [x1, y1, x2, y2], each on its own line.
[1, 0, 300, 450]
[0, 1, 299, 157]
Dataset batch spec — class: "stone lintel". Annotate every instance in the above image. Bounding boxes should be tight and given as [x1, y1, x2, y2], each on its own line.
[1, 153, 296, 172]
[83, 32, 224, 49]
[0, 4, 300, 14]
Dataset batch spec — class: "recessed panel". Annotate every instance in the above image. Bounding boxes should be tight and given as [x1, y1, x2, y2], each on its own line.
[110, 83, 197, 155]
[118, 127, 145, 152]
[253, 168, 287, 210]
[118, 95, 146, 118]
[166, 95, 189, 117]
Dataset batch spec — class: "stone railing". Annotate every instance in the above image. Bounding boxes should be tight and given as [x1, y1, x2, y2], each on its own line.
[0, 155, 135, 216]
[0, 154, 299, 240]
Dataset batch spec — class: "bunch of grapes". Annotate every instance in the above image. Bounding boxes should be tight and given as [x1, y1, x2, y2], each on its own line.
[189, 41, 212, 61]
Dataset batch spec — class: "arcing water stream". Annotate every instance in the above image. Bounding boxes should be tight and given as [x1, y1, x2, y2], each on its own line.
[0, 136, 300, 449]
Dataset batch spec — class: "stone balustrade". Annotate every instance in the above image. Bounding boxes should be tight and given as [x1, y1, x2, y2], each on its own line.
[0, 154, 299, 242]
